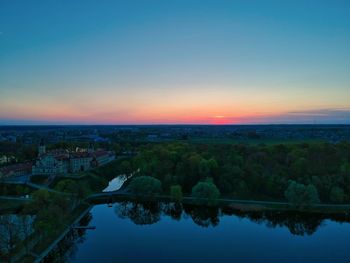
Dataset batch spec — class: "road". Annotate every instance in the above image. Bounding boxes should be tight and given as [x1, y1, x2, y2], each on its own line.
[1, 180, 74, 196]
[0, 195, 32, 201]
[1, 174, 31, 184]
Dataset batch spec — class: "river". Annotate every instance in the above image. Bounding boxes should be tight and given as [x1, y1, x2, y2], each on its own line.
[50, 200, 350, 263]
[102, 175, 127, 192]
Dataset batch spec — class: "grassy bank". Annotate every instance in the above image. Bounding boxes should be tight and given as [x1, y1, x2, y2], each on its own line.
[0, 199, 27, 213]
[18, 204, 91, 263]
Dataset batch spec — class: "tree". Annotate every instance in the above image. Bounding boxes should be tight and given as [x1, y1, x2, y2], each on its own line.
[218, 165, 243, 194]
[330, 186, 345, 203]
[284, 181, 320, 206]
[16, 185, 24, 195]
[129, 176, 162, 195]
[55, 179, 77, 193]
[115, 201, 161, 225]
[304, 184, 320, 205]
[34, 204, 64, 238]
[112, 143, 121, 155]
[19, 215, 32, 255]
[55, 179, 88, 208]
[192, 180, 220, 205]
[120, 160, 132, 175]
[199, 159, 210, 178]
[170, 185, 183, 201]
[29, 189, 51, 211]
[0, 215, 21, 261]
[285, 181, 306, 205]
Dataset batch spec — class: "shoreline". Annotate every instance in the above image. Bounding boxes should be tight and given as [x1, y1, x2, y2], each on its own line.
[32, 205, 91, 263]
[87, 192, 350, 214]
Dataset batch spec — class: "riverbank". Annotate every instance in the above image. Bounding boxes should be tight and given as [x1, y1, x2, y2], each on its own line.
[0, 198, 31, 213]
[46, 200, 350, 263]
[31, 205, 91, 263]
[12, 204, 91, 263]
[88, 192, 350, 215]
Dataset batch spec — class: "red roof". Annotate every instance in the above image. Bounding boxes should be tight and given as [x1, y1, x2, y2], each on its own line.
[40, 149, 69, 159]
[70, 152, 91, 159]
[0, 162, 33, 175]
[37, 148, 113, 161]
[92, 150, 109, 158]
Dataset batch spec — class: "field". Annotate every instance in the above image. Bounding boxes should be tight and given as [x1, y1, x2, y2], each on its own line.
[188, 137, 326, 145]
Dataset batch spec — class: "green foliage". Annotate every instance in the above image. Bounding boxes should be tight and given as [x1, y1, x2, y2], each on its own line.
[30, 189, 51, 210]
[93, 159, 133, 182]
[129, 176, 162, 195]
[34, 204, 64, 236]
[192, 180, 220, 204]
[131, 141, 350, 204]
[55, 179, 77, 193]
[0, 184, 32, 196]
[217, 165, 243, 194]
[24, 189, 77, 242]
[330, 186, 345, 203]
[284, 181, 320, 206]
[55, 179, 90, 199]
[120, 160, 132, 174]
[0, 142, 37, 162]
[15, 185, 22, 195]
[170, 185, 183, 201]
[199, 159, 210, 178]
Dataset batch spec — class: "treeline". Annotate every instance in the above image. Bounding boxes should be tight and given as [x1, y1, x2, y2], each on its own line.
[128, 142, 350, 204]
[0, 142, 37, 164]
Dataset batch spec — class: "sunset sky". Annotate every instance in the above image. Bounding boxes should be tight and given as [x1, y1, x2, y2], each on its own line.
[0, 0, 349, 125]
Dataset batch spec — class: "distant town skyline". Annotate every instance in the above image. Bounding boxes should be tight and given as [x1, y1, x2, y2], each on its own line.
[1, 0, 349, 125]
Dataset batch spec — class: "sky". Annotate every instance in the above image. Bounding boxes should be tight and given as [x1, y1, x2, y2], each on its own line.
[0, 0, 349, 125]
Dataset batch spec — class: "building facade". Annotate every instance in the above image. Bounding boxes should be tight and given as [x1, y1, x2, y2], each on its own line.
[0, 162, 33, 179]
[32, 143, 115, 176]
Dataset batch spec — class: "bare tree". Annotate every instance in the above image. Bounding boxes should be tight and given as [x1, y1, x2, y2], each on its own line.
[19, 215, 33, 256]
[0, 215, 21, 262]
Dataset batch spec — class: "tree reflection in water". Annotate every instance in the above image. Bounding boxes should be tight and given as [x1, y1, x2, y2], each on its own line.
[115, 201, 161, 225]
[114, 201, 350, 236]
[183, 205, 220, 227]
[222, 208, 325, 236]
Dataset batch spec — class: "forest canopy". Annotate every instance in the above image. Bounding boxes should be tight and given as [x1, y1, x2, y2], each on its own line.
[130, 142, 350, 204]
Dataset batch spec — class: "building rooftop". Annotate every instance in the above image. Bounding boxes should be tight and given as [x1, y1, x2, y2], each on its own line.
[0, 162, 33, 176]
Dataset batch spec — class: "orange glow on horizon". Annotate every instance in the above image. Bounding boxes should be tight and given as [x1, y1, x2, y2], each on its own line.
[2, 97, 349, 124]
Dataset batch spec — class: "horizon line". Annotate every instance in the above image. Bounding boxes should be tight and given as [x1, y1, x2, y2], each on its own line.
[1, 123, 350, 127]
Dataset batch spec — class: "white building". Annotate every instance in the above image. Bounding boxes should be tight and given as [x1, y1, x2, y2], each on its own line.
[32, 142, 115, 176]
[32, 154, 69, 176]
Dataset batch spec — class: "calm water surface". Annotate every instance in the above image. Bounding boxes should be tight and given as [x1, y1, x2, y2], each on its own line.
[61, 202, 350, 263]
[102, 175, 127, 192]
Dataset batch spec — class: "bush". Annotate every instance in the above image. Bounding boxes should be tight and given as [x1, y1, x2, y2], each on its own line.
[129, 176, 162, 195]
[192, 180, 220, 205]
[55, 179, 77, 193]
